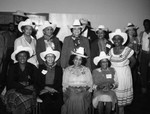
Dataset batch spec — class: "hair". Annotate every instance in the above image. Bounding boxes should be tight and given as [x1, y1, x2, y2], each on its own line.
[97, 59, 111, 68]
[143, 19, 150, 26]
[69, 54, 87, 66]
[15, 51, 30, 61]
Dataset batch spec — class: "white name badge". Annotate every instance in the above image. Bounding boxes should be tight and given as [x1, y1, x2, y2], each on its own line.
[106, 44, 111, 48]
[42, 70, 47, 75]
[106, 74, 112, 79]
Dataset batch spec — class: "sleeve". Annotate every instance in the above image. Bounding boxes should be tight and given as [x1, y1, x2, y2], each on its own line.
[85, 68, 93, 92]
[62, 68, 70, 92]
[127, 47, 134, 59]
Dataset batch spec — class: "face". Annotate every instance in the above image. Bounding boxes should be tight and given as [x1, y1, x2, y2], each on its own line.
[72, 27, 81, 37]
[144, 21, 150, 31]
[100, 59, 109, 69]
[43, 27, 54, 37]
[45, 53, 55, 65]
[112, 35, 124, 46]
[127, 29, 136, 36]
[17, 52, 28, 64]
[9, 23, 15, 31]
[96, 29, 105, 39]
[73, 55, 82, 66]
[23, 25, 33, 36]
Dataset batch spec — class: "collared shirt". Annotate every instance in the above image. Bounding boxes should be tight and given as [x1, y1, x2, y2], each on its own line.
[14, 35, 39, 67]
[141, 32, 150, 51]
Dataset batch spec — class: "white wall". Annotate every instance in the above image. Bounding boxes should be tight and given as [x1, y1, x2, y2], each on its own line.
[0, 0, 150, 41]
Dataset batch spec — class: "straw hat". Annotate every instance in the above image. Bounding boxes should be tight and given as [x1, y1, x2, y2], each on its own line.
[109, 29, 128, 45]
[71, 47, 88, 58]
[93, 51, 110, 65]
[11, 45, 33, 62]
[13, 10, 27, 17]
[18, 19, 34, 32]
[125, 23, 139, 31]
[40, 47, 60, 61]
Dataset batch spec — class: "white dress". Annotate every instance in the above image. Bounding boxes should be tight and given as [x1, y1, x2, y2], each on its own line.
[109, 47, 134, 106]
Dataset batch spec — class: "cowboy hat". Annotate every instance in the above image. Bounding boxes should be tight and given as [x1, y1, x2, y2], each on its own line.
[69, 19, 83, 29]
[71, 47, 88, 58]
[109, 29, 128, 45]
[41, 21, 56, 31]
[18, 19, 34, 32]
[13, 10, 27, 17]
[40, 47, 60, 61]
[11, 45, 33, 62]
[125, 23, 139, 31]
[93, 51, 110, 65]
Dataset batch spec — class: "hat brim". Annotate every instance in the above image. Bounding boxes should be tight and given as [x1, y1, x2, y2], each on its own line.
[71, 51, 88, 58]
[125, 26, 139, 31]
[11, 47, 33, 62]
[18, 22, 34, 32]
[93, 56, 110, 65]
[109, 32, 127, 45]
[42, 24, 56, 31]
[40, 50, 60, 62]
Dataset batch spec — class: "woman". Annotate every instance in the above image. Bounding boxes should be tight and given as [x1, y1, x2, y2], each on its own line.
[36, 21, 61, 65]
[61, 19, 91, 69]
[92, 51, 118, 114]
[91, 25, 113, 70]
[109, 29, 136, 114]
[61, 47, 93, 114]
[4, 45, 37, 114]
[38, 47, 63, 114]
[14, 19, 38, 67]
[125, 23, 140, 87]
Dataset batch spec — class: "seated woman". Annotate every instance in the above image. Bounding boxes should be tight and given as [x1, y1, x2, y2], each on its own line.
[38, 47, 63, 114]
[61, 47, 93, 114]
[4, 45, 37, 114]
[92, 51, 118, 114]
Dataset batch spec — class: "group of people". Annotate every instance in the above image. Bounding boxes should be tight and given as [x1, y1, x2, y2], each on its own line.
[0, 13, 150, 114]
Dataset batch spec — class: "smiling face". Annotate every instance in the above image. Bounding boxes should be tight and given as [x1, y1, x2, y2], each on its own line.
[96, 29, 105, 39]
[127, 28, 137, 37]
[43, 26, 54, 37]
[73, 55, 82, 67]
[17, 51, 28, 64]
[112, 35, 124, 46]
[72, 27, 82, 37]
[45, 53, 55, 65]
[23, 25, 33, 36]
[100, 59, 109, 70]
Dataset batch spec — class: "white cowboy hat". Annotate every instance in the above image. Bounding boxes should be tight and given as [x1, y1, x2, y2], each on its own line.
[40, 47, 60, 61]
[109, 29, 128, 45]
[13, 10, 27, 17]
[11, 45, 33, 62]
[93, 51, 110, 65]
[41, 21, 56, 31]
[125, 23, 139, 31]
[69, 19, 83, 29]
[18, 19, 34, 32]
[71, 47, 88, 58]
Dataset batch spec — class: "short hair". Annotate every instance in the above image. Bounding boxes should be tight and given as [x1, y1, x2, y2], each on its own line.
[69, 54, 87, 66]
[97, 59, 111, 68]
[143, 19, 150, 26]
[15, 51, 30, 61]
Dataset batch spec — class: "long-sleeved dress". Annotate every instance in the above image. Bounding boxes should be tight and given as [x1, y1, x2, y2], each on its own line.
[61, 65, 93, 114]
[109, 46, 134, 106]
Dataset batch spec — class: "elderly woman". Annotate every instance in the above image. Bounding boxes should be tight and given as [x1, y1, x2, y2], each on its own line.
[109, 29, 136, 114]
[14, 19, 38, 67]
[36, 21, 61, 65]
[91, 25, 113, 70]
[61, 19, 91, 69]
[4, 45, 37, 114]
[61, 47, 93, 114]
[92, 51, 118, 114]
[38, 47, 63, 114]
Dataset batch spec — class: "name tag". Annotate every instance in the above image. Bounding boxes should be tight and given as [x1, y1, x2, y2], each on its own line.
[106, 74, 112, 79]
[42, 70, 47, 75]
[106, 44, 111, 48]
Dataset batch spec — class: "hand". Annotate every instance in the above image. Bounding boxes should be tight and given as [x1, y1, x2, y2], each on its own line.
[45, 86, 58, 93]
[25, 85, 34, 90]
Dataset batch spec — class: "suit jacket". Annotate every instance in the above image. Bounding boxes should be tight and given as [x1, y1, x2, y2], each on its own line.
[61, 35, 91, 69]
[36, 36, 61, 65]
